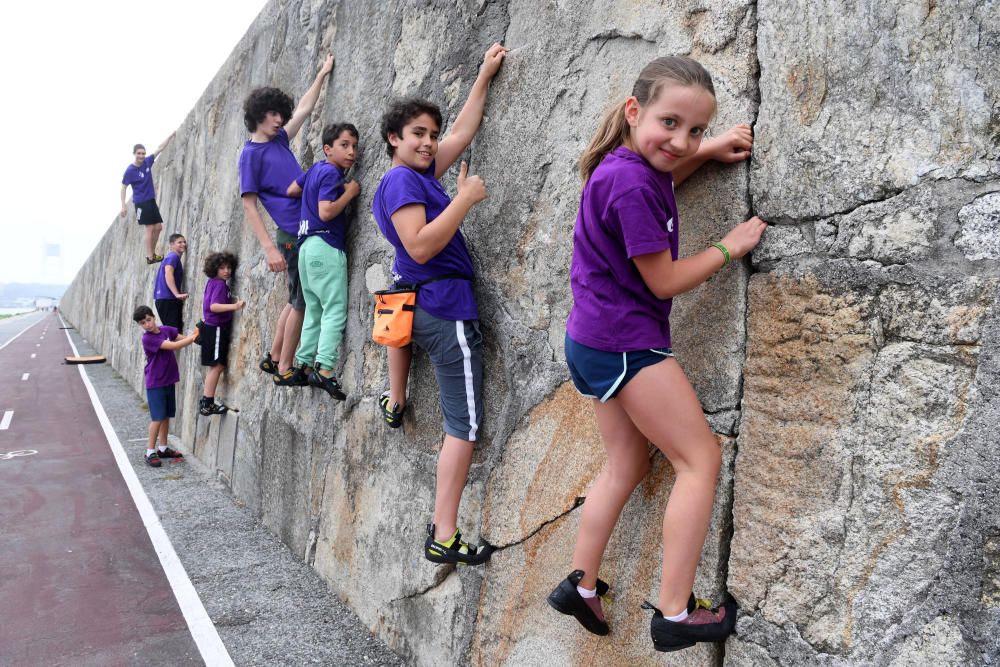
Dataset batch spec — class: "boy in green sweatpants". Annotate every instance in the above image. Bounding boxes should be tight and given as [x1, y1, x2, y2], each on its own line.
[285, 123, 361, 399]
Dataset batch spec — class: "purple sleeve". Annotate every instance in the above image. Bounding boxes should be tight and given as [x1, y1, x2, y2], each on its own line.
[295, 172, 306, 189]
[122, 166, 134, 186]
[317, 168, 343, 202]
[380, 168, 427, 217]
[142, 332, 163, 356]
[238, 147, 259, 196]
[162, 325, 178, 341]
[146, 154, 156, 167]
[204, 280, 223, 308]
[612, 186, 673, 258]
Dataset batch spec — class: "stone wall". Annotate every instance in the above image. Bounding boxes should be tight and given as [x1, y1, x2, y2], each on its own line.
[62, 0, 1000, 664]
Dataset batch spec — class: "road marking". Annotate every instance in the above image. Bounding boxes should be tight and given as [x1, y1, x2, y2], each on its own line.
[0, 411, 12, 430]
[1, 449, 37, 460]
[36, 343, 40, 347]
[0, 315, 44, 352]
[30, 354, 36, 359]
[58, 315, 234, 667]
[21, 373, 29, 381]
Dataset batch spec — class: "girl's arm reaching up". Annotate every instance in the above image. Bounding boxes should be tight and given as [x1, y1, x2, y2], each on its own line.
[672, 123, 753, 186]
[435, 43, 509, 179]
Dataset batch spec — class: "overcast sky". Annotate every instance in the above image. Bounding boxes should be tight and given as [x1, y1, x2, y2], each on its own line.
[0, 1, 268, 286]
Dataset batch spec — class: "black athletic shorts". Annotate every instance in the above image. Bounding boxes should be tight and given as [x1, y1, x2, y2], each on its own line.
[154, 298, 183, 331]
[200, 321, 231, 366]
[136, 199, 164, 225]
[276, 229, 305, 311]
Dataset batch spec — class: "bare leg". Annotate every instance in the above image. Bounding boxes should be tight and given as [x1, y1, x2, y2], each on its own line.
[571, 398, 651, 589]
[271, 304, 292, 365]
[388, 344, 412, 409]
[204, 364, 225, 398]
[158, 419, 169, 447]
[151, 223, 163, 256]
[144, 226, 156, 258]
[616, 358, 721, 616]
[279, 307, 304, 374]
[147, 420, 160, 449]
[432, 434, 474, 540]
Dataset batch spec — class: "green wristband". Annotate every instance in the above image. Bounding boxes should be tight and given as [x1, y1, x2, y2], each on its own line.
[711, 242, 731, 267]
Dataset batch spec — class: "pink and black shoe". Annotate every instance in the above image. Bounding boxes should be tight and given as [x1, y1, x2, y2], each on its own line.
[642, 594, 737, 652]
[547, 569, 612, 635]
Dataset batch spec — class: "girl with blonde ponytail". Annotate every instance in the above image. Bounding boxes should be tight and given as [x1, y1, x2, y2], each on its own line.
[547, 55, 768, 652]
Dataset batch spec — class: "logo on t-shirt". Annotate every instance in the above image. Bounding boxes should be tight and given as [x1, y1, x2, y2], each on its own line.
[666, 216, 674, 233]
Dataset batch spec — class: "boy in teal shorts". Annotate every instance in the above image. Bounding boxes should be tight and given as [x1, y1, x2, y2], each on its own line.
[285, 123, 361, 398]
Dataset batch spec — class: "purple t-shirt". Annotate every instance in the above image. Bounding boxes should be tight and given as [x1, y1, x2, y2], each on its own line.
[372, 162, 477, 321]
[238, 128, 305, 234]
[203, 278, 233, 326]
[142, 325, 179, 389]
[122, 154, 156, 203]
[296, 161, 348, 251]
[153, 251, 184, 300]
[566, 147, 680, 351]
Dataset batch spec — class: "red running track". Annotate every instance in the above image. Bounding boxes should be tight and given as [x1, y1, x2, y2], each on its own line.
[0, 313, 203, 665]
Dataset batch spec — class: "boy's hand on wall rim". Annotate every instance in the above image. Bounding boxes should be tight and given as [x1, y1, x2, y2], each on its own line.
[456, 161, 487, 206]
[480, 43, 509, 79]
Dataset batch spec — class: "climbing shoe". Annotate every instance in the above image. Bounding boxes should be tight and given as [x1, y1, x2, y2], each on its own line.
[199, 398, 229, 416]
[642, 594, 737, 652]
[145, 451, 162, 468]
[547, 570, 612, 635]
[273, 366, 310, 387]
[378, 391, 405, 428]
[145, 254, 164, 264]
[424, 524, 494, 566]
[258, 353, 277, 375]
[308, 370, 346, 400]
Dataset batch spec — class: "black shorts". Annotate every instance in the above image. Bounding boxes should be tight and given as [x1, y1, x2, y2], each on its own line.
[200, 321, 232, 366]
[154, 298, 183, 331]
[136, 199, 163, 225]
[276, 230, 305, 311]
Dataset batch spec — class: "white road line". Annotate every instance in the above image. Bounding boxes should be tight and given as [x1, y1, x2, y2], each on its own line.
[0, 315, 45, 352]
[35, 343, 40, 347]
[30, 353, 36, 359]
[0, 411, 12, 430]
[58, 315, 234, 667]
[21, 373, 29, 381]
[127, 438, 148, 442]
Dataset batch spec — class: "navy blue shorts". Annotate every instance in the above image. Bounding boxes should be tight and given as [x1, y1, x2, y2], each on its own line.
[565, 333, 673, 403]
[147, 385, 176, 422]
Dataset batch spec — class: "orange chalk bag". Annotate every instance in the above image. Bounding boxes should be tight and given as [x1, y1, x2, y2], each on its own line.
[371, 273, 473, 348]
[372, 287, 417, 348]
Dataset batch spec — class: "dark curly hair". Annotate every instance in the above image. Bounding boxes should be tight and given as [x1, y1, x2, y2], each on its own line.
[322, 122, 359, 147]
[203, 251, 239, 279]
[380, 98, 443, 157]
[132, 305, 154, 322]
[243, 87, 294, 133]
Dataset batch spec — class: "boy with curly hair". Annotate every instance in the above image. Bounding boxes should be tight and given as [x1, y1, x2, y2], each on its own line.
[238, 54, 334, 386]
[198, 251, 245, 416]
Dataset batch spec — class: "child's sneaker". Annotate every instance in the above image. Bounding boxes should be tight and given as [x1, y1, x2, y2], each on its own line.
[424, 524, 493, 566]
[157, 447, 184, 459]
[378, 391, 405, 428]
[145, 451, 162, 467]
[258, 352, 277, 375]
[308, 370, 346, 400]
[547, 570, 612, 635]
[642, 595, 737, 652]
[273, 366, 310, 387]
[199, 397, 229, 416]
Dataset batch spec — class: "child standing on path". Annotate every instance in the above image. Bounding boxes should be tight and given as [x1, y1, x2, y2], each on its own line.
[121, 133, 175, 264]
[284, 123, 361, 398]
[133, 305, 198, 467]
[153, 234, 188, 330]
[546, 57, 767, 651]
[372, 43, 507, 565]
[239, 55, 334, 384]
[198, 252, 245, 416]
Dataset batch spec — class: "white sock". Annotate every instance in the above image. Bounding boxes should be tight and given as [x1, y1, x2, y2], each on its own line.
[158, 445, 167, 452]
[146, 448, 155, 455]
[665, 609, 689, 622]
[577, 585, 597, 599]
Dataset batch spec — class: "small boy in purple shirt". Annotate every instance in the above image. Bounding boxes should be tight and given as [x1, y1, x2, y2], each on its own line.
[133, 305, 198, 468]
[198, 252, 245, 416]
[121, 132, 175, 264]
